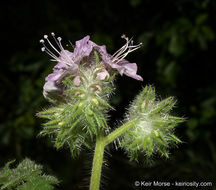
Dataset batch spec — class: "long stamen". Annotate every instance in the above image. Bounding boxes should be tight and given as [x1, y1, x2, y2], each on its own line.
[51, 32, 63, 50]
[111, 35, 142, 63]
[40, 34, 76, 68]
[40, 41, 71, 67]
[44, 35, 61, 55]
[111, 38, 132, 61]
[41, 47, 58, 60]
[41, 48, 59, 60]
[116, 44, 142, 61]
[112, 35, 133, 57]
[112, 40, 129, 57]
[40, 40, 59, 60]
[57, 37, 75, 65]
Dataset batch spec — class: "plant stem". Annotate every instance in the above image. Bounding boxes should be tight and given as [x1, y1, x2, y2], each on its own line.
[89, 135, 105, 190]
[89, 120, 137, 190]
[103, 119, 137, 146]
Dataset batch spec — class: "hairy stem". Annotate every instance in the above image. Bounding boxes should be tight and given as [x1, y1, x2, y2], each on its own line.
[89, 135, 105, 190]
[89, 120, 137, 190]
[103, 119, 137, 146]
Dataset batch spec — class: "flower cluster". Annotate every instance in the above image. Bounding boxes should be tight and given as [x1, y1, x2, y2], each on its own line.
[119, 86, 184, 161]
[38, 33, 184, 168]
[40, 33, 143, 98]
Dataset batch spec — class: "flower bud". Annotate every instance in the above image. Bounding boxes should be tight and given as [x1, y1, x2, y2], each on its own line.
[120, 85, 184, 160]
[90, 85, 102, 93]
[73, 76, 81, 86]
[96, 68, 110, 80]
[91, 98, 99, 106]
[58, 121, 65, 126]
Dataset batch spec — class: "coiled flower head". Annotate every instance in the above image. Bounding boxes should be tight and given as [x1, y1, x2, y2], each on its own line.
[40, 33, 143, 99]
[38, 33, 143, 157]
[119, 86, 184, 161]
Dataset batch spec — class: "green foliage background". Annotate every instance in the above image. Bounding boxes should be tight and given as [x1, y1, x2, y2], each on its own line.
[0, 0, 216, 189]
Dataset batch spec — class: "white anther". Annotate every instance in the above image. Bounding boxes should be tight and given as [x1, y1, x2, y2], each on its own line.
[44, 35, 48, 39]
[40, 39, 44, 43]
[51, 32, 55, 36]
[41, 47, 45, 51]
[57, 37, 62, 41]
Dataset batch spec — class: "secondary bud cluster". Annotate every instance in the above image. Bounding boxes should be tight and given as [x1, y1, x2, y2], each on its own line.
[119, 86, 184, 161]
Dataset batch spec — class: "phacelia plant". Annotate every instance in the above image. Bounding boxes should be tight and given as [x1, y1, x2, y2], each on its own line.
[36, 33, 184, 190]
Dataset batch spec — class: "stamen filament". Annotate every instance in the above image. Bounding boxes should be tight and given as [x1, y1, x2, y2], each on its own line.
[51, 33, 63, 50]
[43, 49, 59, 60]
[57, 37, 75, 65]
[44, 35, 61, 55]
[41, 43, 59, 60]
[111, 36, 142, 63]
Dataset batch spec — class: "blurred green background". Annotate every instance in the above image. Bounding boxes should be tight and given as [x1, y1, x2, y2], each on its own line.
[0, 0, 216, 189]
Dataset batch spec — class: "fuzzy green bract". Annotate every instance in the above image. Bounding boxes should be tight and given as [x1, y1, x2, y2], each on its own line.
[0, 158, 58, 190]
[38, 64, 115, 157]
[119, 86, 184, 161]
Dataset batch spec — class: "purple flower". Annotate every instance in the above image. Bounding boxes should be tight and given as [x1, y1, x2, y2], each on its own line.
[40, 33, 143, 98]
[93, 35, 143, 81]
[43, 81, 64, 99]
[41, 35, 92, 84]
[117, 60, 143, 81]
[40, 34, 94, 96]
[73, 35, 95, 63]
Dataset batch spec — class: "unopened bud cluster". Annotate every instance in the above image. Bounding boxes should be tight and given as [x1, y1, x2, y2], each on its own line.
[119, 86, 184, 160]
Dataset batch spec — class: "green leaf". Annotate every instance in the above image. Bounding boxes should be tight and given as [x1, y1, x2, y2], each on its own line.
[0, 159, 58, 190]
[17, 176, 58, 190]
